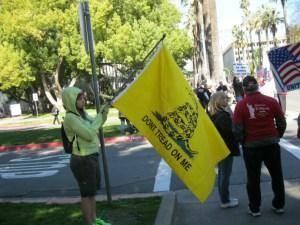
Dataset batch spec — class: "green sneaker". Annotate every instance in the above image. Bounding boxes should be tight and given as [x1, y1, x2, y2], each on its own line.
[94, 217, 111, 225]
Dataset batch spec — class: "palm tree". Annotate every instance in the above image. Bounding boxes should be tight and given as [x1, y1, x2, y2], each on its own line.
[240, 0, 255, 62]
[271, 0, 289, 43]
[240, 0, 250, 17]
[269, 9, 284, 47]
[232, 25, 246, 63]
[185, 0, 208, 85]
[253, 10, 263, 67]
[289, 25, 300, 43]
[260, 5, 273, 50]
[183, 0, 223, 84]
[202, 0, 223, 82]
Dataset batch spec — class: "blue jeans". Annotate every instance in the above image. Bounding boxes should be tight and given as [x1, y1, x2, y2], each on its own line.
[218, 155, 234, 203]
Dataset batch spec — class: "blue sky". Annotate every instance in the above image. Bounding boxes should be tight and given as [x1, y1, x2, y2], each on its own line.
[171, 0, 299, 50]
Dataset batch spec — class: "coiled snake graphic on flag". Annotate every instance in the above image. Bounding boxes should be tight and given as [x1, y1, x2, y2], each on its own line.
[152, 90, 199, 158]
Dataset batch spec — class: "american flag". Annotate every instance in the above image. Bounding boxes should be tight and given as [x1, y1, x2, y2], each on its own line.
[268, 42, 300, 91]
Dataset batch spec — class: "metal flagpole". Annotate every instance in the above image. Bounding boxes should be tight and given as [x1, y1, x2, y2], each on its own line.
[78, 1, 112, 202]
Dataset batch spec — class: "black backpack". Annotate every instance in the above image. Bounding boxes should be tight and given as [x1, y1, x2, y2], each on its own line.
[61, 112, 80, 154]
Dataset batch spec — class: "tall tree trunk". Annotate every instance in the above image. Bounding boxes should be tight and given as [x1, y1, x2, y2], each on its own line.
[281, 1, 290, 43]
[257, 32, 262, 67]
[41, 73, 59, 107]
[192, 53, 198, 86]
[272, 31, 277, 47]
[237, 47, 241, 62]
[242, 47, 246, 64]
[40, 57, 73, 111]
[265, 29, 270, 50]
[190, 0, 209, 85]
[249, 30, 255, 61]
[202, 0, 223, 83]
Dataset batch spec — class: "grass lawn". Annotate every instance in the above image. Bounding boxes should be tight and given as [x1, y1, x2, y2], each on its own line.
[0, 108, 131, 146]
[0, 108, 119, 126]
[0, 197, 161, 225]
[0, 124, 123, 146]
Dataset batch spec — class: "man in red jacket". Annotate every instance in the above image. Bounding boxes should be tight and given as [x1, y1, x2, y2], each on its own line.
[233, 76, 286, 217]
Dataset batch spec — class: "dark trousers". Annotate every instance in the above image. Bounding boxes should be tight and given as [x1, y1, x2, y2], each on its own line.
[243, 143, 285, 211]
[53, 115, 60, 124]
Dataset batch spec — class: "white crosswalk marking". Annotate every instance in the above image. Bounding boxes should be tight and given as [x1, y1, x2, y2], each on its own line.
[280, 139, 300, 159]
[153, 158, 171, 192]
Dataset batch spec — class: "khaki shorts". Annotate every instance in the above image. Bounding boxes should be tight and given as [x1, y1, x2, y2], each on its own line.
[70, 153, 100, 197]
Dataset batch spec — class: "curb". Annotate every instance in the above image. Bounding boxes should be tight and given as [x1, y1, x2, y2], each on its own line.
[0, 135, 146, 152]
[0, 142, 63, 152]
[154, 192, 177, 225]
[0, 192, 162, 204]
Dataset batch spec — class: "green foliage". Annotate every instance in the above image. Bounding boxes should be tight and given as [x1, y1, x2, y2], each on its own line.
[240, 0, 250, 17]
[289, 25, 300, 43]
[0, 44, 34, 90]
[0, 0, 192, 94]
[249, 62, 256, 75]
[223, 67, 232, 77]
[0, 0, 80, 92]
[232, 25, 246, 50]
[92, 0, 191, 68]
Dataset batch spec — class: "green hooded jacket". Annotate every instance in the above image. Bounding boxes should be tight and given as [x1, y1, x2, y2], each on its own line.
[62, 87, 105, 156]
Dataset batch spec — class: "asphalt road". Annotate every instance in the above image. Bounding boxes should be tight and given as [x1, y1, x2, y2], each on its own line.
[0, 141, 161, 198]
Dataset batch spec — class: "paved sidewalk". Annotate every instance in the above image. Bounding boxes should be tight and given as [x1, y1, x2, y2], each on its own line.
[173, 178, 300, 225]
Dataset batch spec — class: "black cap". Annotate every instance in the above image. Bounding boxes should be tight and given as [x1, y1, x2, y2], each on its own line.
[242, 76, 258, 92]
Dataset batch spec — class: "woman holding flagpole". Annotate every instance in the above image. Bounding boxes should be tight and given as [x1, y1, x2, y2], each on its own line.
[62, 87, 111, 225]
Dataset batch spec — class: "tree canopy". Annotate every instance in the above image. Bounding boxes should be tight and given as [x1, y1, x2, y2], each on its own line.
[0, 0, 192, 108]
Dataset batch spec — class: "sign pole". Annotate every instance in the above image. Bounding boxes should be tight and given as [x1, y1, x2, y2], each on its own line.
[78, 1, 112, 202]
[35, 102, 38, 117]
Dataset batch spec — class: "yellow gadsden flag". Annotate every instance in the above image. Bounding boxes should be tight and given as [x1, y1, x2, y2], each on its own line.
[112, 43, 229, 202]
